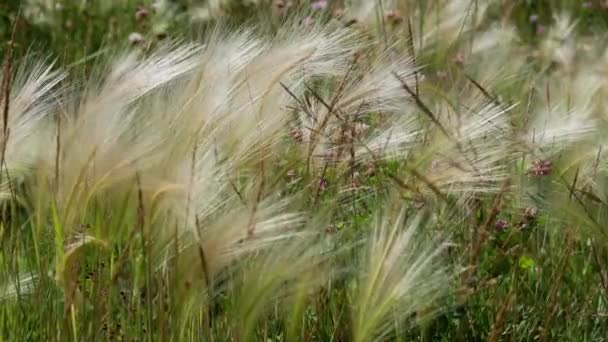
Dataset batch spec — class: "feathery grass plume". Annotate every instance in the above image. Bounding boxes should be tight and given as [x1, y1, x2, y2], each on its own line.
[464, 24, 532, 114]
[356, 113, 420, 164]
[137, 22, 361, 219]
[39, 44, 201, 228]
[420, 96, 514, 196]
[525, 106, 596, 156]
[540, 13, 578, 69]
[168, 23, 359, 172]
[0, 60, 65, 198]
[537, 34, 608, 205]
[176, 194, 305, 276]
[517, 65, 604, 237]
[5, 22, 361, 303]
[524, 74, 597, 156]
[352, 206, 450, 342]
[468, 24, 529, 85]
[172, 219, 332, 341]
[418, 0, 490, 48]
[471, 25, 519, 56]
[230, 228, 332, 340]
[169, 193, 309, 326]
[293, 52, 419, 169]
[335, 52, 415, 116]
[225, 23, 358, 163]
[118, 22, 362, 311]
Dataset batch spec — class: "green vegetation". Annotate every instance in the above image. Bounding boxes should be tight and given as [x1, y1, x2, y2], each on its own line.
[2, 1, 608, 341]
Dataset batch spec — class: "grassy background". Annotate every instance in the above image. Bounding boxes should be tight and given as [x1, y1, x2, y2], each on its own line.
[2, 0, 608, 341]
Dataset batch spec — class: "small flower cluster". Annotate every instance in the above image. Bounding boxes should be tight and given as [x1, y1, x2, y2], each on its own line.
[528, 159, 552, 177]
[495, 219, 508, 232]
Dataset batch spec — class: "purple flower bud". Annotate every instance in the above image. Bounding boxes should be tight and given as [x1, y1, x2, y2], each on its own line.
[453, 51, 466, 65]
[318, 178, 328, 192]
[135, 7, 149, 21]
[290, 128, 303, 143]
[528, 159, 552, 177]
[495, 219, 508, 231]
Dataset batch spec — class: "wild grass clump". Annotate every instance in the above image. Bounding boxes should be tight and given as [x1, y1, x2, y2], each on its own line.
[0, 18, 453, 340]
[3, 0, 608, 340]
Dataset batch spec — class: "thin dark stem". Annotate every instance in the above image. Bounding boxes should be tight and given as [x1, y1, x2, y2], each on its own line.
[194, 216, 213, 341]
[407, 18, 419, 97]
[393, 72, 450, 138]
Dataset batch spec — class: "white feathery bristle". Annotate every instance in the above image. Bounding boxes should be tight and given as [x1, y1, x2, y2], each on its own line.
[337, 54, 415, 116]
[177, 25, 360, 169]
[43, 44, 201, 213]
[353, 209, 449, 341]
[541, 13, 578, 68]
[419, 0, 489, 48]
[0, 61, 65, 197]
[472, 25, 518, 55]
[423, 99, 513, 195]
[295, 54, 419, 168]
[526, 106, 596, 151]
[357, 114, 420, 162]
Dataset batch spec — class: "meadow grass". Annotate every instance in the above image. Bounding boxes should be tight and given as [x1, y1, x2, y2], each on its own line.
[2, 1, 608, 341]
